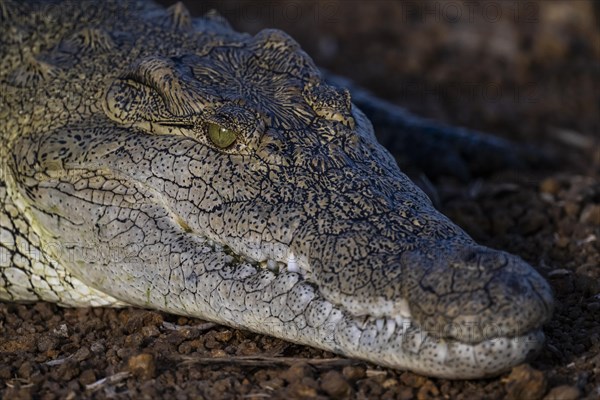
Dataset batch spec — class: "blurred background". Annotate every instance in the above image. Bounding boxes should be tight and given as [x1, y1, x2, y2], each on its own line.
[158, 0, 598, 168]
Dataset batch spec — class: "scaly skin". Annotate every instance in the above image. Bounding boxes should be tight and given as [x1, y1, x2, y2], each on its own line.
[0, 0, 553, 378]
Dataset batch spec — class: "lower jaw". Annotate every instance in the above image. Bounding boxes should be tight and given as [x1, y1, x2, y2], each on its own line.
[224, 299, 544, 379]
[335, 316, 545, 379]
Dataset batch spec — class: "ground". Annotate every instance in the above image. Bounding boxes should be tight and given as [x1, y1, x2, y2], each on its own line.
[1, 1, 598, 399]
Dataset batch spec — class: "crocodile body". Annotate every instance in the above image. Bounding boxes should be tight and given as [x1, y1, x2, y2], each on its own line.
[0, 0, 553, 379]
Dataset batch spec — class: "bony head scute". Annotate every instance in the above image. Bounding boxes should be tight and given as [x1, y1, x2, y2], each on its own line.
[207, 122, 238, 148]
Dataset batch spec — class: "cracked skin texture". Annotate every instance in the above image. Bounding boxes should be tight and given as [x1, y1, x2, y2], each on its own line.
[0, 0, 553, 378]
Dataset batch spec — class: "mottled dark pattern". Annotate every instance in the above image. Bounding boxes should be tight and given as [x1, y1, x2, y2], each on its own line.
[0, 0, 553, 378]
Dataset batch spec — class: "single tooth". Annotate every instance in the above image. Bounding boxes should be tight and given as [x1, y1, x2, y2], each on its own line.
[287, 251, 299, 273]
[398, 299, 412, 318]
[384, 318, 396, 339]
[376, 318, 384, 331]
[395, 316, 411, 331]
[436, 339, 449, 363]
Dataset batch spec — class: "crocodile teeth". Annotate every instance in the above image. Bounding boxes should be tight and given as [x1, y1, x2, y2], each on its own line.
[398, 298, 412, 318]
[437, 339, 449, 363]
[384, 319, 396, 339]
[287, 251, 299, 272]
[395, 316, 412, 334]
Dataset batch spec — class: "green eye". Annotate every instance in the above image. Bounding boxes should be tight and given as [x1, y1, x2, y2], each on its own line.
[207, 122, 237, 148]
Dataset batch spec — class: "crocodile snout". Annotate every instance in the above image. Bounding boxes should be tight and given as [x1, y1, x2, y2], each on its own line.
[401, 243, 554, 343]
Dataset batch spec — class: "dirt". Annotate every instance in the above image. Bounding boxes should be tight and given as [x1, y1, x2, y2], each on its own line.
[1, 1, 599, 399]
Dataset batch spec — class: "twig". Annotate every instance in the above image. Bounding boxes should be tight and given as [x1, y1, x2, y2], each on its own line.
[44, 355, 72, 366]
[175, 355, 362, 369]
[161, 321, 217, 332]
[85, 371, 131, 392]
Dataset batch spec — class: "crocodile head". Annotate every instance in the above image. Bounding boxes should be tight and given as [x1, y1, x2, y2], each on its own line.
[6, 3, 553, 378]
[100, 28, 554, 376]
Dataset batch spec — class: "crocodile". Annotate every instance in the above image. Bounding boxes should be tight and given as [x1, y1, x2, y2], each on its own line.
[0, 0, 554, 379]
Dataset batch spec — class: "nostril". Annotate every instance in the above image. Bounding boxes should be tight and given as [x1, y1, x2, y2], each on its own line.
[463, 249, 478, 263]
[505, 274, 527, 295]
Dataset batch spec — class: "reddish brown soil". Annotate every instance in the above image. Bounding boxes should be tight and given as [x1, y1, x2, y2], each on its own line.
[1, 1, 598, 399]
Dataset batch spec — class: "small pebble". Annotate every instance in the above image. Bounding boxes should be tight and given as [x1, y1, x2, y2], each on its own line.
[78, 369, 97, 386]
[342, 365, 366, 380]
[539, 178, 561, 195]
[580, 204, 600, 225]
[417, 380, 440, 400]
[281, 362, 314, 383]
[320, 370, 352, 399]
[400, 372, 428, 388]
[215, 330, 233, 342]
[505, 364, 547, 400]
[288, 382, 318, 398]
[543, 385, 580, 400]
[128, 353, 156, 380]
[90, 341, 106, 354]
[73, 346, 91, 362]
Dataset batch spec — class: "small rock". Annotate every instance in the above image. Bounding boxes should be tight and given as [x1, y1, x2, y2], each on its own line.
[281, 362, 314, 383]
[17, 361, 33, 379]
[417, 381, 440, 400]
[365, 369, 388, 383]
[215, 330, 233, 342]
[505, 364, 547, 400]
[73, 346, 91, 362]
[52, 324, 69, 338]
[117, 347, 134, 360]
[125, 332, 144, 348]
[563, 201, 580, 218]
[400, 372, 428, 388]
[342, 365, 366, 380]
[320, 370, 352, 399]
[178, 341, 193, 354]
[55, 361, 79, 382]
[398, 386, 415, 400]
[580, 204, 600, 225]
[539, 178, 561, 195]
[90, 341, 106, 354]
[78, 369, 97, 386]
[141, 325, 160, 338]
[33, 302, 56, 320]
[213, 378, 234, 393]
[382, 378, 398, 389]
[288, 382, 318, 398]
[543, 385, 580, 400]
[204, 332, 220, 349]
[127, 353, 156, 380]
[209, 349, 227, 358]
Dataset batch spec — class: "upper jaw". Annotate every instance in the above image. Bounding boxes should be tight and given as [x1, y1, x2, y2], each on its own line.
[329, 236, 551, 340]
[228, 232, 553, 346]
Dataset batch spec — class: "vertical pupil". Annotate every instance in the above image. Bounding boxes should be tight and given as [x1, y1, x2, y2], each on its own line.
[208, 123, 237, 148]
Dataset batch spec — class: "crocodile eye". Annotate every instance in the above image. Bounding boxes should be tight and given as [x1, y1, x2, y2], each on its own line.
[207, 122, 237, 148]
